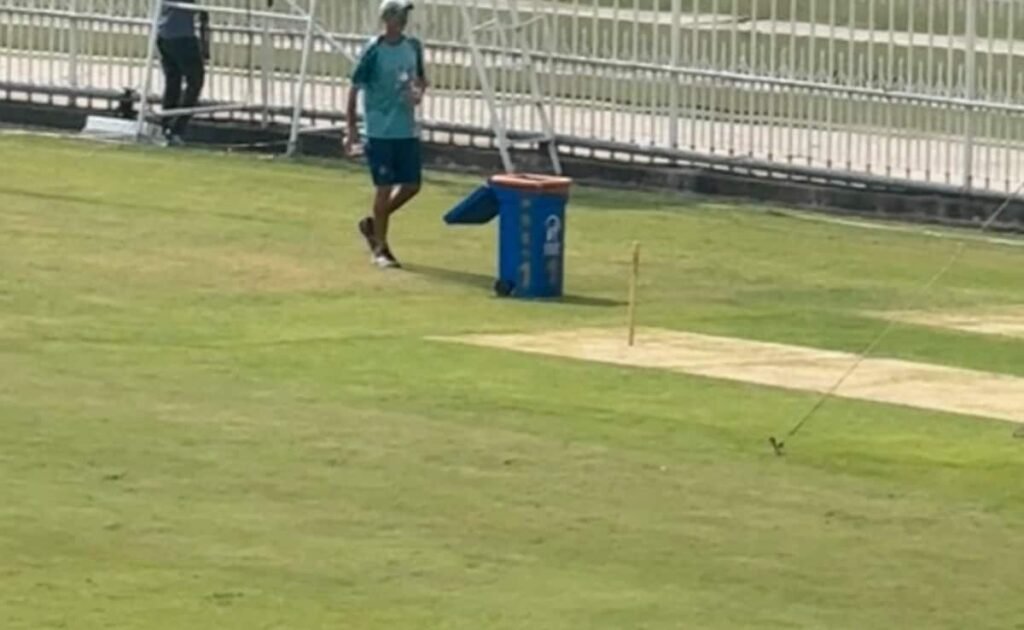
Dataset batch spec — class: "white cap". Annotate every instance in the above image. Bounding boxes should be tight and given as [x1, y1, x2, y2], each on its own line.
[379, 0, 413, 16]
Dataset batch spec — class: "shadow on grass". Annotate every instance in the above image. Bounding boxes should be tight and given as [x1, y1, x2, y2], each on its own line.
[404, 263, 625, 308]
[403, 263, 495, 290]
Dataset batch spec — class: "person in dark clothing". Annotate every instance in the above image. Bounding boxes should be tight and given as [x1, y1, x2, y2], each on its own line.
[156, 0, 209, 145]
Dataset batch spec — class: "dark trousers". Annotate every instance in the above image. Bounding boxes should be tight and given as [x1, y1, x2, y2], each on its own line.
[157, 36, 205, 136]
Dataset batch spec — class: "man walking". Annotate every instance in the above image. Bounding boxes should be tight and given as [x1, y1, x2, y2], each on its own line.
[345, 0, 427, 269]
[157, 0, 209, 146]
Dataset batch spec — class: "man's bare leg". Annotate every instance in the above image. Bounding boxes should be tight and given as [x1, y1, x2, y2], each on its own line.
[362, 183, 420, 268]
[362, 183, 420, 247]
[372, 186, 393, 251]
[387, 183, 420, 215]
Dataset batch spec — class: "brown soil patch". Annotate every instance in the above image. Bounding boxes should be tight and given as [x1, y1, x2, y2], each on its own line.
[434, 328, 1024, 425]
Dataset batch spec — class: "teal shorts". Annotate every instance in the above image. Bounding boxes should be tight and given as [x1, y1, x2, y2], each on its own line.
[365, 137, 422, 187]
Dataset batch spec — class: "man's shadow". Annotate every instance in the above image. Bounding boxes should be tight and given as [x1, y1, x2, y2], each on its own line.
[403, 263, 625, 308]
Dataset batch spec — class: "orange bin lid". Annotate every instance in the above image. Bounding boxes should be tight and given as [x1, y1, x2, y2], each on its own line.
[489, 173, 573, 194]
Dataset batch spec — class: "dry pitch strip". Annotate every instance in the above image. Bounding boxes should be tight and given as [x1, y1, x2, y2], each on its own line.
[431, 310, 1024, 429]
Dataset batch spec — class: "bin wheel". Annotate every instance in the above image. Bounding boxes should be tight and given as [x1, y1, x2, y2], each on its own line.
[494, 279, 514, 297]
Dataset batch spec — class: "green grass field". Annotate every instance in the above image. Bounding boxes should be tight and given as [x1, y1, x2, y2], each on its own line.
[2, 133, 1024, 629]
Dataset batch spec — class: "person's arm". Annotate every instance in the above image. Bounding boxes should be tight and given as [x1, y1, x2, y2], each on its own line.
[411, 37, 428, 103]
[346, 40, 376, 155]
[345, 85, 361, 156]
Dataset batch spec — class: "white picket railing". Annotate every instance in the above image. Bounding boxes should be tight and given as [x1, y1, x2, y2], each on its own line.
[2, 0, 1024, 194]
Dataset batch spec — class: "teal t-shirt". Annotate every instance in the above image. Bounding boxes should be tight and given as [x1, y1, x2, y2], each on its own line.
[351, 35, 424, 140]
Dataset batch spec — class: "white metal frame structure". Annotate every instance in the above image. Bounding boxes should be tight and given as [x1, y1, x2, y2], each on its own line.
[136, 0, 318, 156]
[458, 0, 562, 174]
[4, 0, 1024, 197]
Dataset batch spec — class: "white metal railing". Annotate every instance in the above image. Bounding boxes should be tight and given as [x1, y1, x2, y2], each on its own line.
[2, 0, 1024, 194]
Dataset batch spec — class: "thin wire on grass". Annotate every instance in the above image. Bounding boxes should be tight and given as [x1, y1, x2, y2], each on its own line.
[769, 181, 1024, 456]
[769, 206, 1024, 249]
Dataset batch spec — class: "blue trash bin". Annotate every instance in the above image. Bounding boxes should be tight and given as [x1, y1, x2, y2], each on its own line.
[444, 174, 572, 299]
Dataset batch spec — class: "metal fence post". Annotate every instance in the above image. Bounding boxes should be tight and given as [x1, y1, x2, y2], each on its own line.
[286, 0, 318, 157]
[136, 0, 164, 140]
[68, 0, 80, 94]
[261, 14, 272, 128]
[668, 0, 680, 149]
[964, 0, 977, 192]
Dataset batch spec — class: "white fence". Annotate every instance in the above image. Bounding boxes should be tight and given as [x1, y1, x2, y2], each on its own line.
[3, 0, 1024, 194]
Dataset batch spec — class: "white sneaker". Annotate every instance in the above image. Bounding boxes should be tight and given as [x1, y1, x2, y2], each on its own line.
[372, 247, 401, 269]
[372, 254, 396, 268]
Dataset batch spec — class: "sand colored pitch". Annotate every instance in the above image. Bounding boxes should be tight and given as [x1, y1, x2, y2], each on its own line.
[435, 328, 1024, 425]
[882, 307, 1024, 339]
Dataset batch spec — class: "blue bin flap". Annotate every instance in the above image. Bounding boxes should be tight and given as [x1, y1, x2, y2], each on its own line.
[443, 185, 499, 225]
